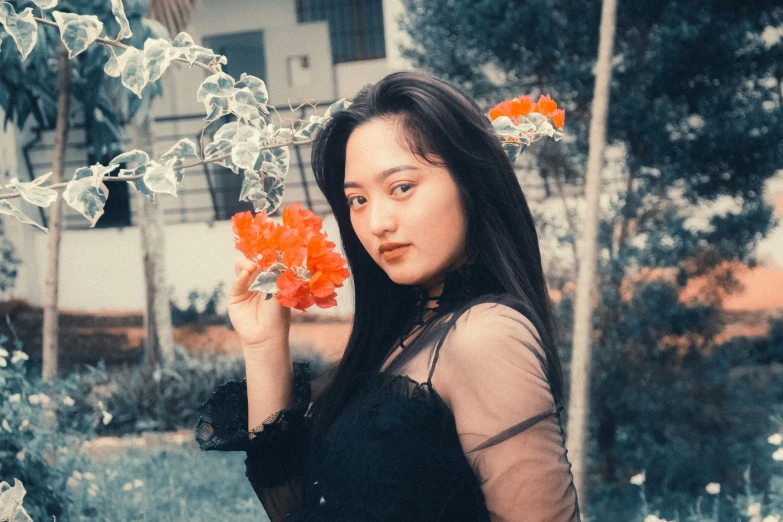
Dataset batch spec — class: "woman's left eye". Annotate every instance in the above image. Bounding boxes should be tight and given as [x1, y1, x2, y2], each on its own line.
[391, 183, 413, 196]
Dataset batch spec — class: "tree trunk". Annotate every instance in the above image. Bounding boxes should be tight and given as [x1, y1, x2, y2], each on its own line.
[565, 0, 619, 516]
[42, 44, 72, 382]
[127, 111, 175, 368]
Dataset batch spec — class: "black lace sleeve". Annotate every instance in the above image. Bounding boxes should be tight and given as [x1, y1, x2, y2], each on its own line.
[195, 361, 312, 522]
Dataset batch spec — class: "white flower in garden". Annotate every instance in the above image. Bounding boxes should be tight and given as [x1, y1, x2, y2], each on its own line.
[630, 472, 646, 485]
[72, 471, 82, 480]
[62, 396, 75, 407]
[762, 516, 781, 522]
[87, 483, 99, 496]
[29, 394, 51, 406]
[83, 472, 95, 481]
[67, 477, 80, 488]
[769, 433, 783, 446]
[11, 351, 28, 364]
[8, 394, 20, 403]
[0, 348, 8, 357]
[102, 410, 113, 425]
[18, 419, 29, 430]
[122, 482, 134, 492]
[747, 502, 761, 516]
[133, 479, 144, 489]
[16, 450, 25, 461]
[28, 394, 40, 405]
[772, 448, 783, 461]
[644, 515, 670, 522]
[0, 358, 7, 368]
[2, 419, 11, 432]
[705, 482, 720, 495]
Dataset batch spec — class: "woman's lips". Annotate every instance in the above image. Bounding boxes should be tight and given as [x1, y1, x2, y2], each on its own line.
[381, 245, 411, 261]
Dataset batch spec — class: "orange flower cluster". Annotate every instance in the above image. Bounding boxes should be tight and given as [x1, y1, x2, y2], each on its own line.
[489, 93, 565, 129]
[232, 203, 351, 312]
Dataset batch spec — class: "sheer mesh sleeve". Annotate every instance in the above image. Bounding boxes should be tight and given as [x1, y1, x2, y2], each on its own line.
[195, 361, 312, 522]
[440, 303, 580, 522]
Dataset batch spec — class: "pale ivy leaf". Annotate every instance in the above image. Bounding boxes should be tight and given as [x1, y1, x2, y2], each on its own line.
[117, 163, 154, 200]
[294, 115, 323, 140]
[203, 138, 232, 160]
[238, 73, 269, 114]
[491, 116, 521, 138]
[323, 98, 351, 119]
[8, 176, 58, 207]
[159, 138, 199, 184]
[143, 160, 178, 196]
[275, 127, 294, 140]
[536, 121, 556, 138]
[203, 96, 230, 121]
[104, 47, 121, 77]
[270, 145, 290, 178]
[33, 0, 57, 9]
[0, 201, 48, 233]
[231, 137, 261, 170]
[63, 167, 109, 227]
[171, 32, 221, 65]
[109, 149, 149, 166]
[229, 87, 263, 124]
[262, 174, 285, 214]
[214, 122, 261, 143]
[239, 170, 266, 203]
[52, 11, 103, 59]
[119, 48, 148, 98]
[197, 72, 235, 102]
[110, 0, 131, 39]
[248, 270, 279, 297]
[552, 129, 564, 142]
[261, 161, 283, 180]
[143, 38, 174, 82]
[0, 4, 38, 61]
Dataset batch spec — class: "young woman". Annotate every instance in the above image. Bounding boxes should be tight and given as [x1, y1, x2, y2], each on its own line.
[196, 70, 581, 522]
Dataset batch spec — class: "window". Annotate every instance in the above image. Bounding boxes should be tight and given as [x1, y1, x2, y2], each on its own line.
[203, 30, 266, 81]
[296, 0, 386, 63]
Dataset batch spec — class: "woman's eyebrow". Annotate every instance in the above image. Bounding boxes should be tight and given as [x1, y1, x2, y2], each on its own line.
[344, 165, 419, 189]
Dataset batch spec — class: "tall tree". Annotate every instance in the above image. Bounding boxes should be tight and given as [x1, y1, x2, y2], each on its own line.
[567, 0, 618, 513]
[41, 42, 71, 381]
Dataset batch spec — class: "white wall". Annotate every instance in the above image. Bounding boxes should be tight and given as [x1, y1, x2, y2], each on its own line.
[8, 213, 355, 317]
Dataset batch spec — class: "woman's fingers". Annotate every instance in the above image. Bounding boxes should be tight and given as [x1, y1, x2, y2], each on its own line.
[234, 256, 257, 277]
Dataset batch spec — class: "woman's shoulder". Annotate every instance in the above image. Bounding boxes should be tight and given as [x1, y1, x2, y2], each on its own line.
[450, 291, 543, 345]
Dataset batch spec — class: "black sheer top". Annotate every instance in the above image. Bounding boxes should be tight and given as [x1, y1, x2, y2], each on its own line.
[195, 263, 581, 521]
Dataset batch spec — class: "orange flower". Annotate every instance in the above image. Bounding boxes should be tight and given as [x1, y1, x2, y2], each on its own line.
[232, 204, 351, 312]
[535, 94, 558, 117]
[512, 95, 533, 117]
[553, 108, 566, 129]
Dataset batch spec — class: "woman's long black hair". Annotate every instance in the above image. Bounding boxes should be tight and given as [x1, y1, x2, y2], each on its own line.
[308, 70, 564, 438]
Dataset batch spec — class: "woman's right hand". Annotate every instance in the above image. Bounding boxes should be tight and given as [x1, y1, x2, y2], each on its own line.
[228, 257, 292, 350]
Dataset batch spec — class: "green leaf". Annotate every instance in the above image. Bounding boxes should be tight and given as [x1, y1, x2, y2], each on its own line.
[0, 200, 48, 233]
[33, 0, 57, 9]
[294, 115, 323, 140]
[270, 145, 290, 178]
[143, 160, 178, 196]
[197, 72, 235, 102]
[8, 173, 58, 207]
[51, 11, 103, 59]
[171, 32, 222, 66]
[110, 149, 149, 166]
[501, 142, 523, 164]
[203, 138, 232, 160]
[110, 0, 131, 39]
[0, 3, 38, 61]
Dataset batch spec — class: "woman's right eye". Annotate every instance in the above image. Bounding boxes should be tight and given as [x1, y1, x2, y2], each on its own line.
[347, 196, 366, 209]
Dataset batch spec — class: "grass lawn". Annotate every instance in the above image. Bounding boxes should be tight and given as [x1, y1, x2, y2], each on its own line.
[67, 444, 269, 521]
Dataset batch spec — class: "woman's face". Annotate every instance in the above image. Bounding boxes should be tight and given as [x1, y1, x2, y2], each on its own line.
[343, 117, 469, 294]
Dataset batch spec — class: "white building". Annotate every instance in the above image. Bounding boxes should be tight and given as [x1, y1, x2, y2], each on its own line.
[1, 0, 411, 317]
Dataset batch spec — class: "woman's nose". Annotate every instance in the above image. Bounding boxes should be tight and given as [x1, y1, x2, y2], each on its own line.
[368, 201, 398, 236]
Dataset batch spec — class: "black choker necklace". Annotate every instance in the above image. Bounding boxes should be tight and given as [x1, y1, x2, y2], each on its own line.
[411, 262, 501, 314]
